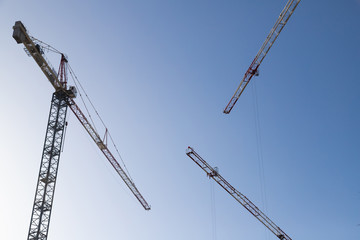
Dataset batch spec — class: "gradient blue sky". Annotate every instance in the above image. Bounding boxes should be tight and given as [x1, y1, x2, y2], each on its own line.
[0, 1, 359, 240]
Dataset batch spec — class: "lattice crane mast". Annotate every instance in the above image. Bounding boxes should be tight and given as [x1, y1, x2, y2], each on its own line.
[224, 0, 301, 114]
[186, 147, 291, 240]
[13, 21, 150, 240]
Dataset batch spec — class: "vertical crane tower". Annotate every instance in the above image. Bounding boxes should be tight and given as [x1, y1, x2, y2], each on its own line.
[224, 0, 301, 114]
[186, 147, 292, 240]
[13, 21, 150, 240]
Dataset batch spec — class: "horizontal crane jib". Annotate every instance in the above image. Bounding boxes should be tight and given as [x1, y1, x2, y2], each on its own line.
[224, 0, 301, 114]
[13, 20, 151, 211]
[67, 98, 151, 210]
[186, 146, 291, 240]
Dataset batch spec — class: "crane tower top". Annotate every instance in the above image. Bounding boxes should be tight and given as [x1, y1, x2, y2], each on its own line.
[13, 21, 77, 99]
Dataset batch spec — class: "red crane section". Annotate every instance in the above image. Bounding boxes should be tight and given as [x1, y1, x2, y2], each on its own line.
[186, 146, 291, 240]
[224, 0, 301, 114]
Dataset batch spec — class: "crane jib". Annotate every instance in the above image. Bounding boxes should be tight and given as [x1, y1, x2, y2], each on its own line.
[223, 0, 301, 114]
[186, 147, 291, 240]
[13, 22, 151, 238]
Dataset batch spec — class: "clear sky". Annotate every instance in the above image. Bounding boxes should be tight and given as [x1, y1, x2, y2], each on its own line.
[0, 0, 359, 240]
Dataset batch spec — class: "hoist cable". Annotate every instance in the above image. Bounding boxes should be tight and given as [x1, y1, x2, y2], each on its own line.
[67, 64, 134, 182]
[251, 82, 270, 240]
[210, 180, 217, 240]
[68, 69, 99, 135]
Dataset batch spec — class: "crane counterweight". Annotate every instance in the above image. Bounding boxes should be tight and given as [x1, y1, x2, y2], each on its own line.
[13, 21, 28, 44]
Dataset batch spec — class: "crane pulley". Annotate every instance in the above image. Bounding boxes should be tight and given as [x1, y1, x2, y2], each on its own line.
[186, 146, 291, 240]
[224, 0, 301, 114]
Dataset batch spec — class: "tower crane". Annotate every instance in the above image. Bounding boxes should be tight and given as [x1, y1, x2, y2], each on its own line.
[13, 21, 150, 240]
[224, 0, 301, 114]
[186, 146, 291, 240]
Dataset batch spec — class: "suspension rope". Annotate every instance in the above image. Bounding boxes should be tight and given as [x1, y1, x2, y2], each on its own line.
[210, 180, 217, 240]
[30, 36, 62, 54]
[68, 69, 99, 135]
[251, 82, 270, 240]
[67, 64, 134, 182]
[31, 37, 135, 183]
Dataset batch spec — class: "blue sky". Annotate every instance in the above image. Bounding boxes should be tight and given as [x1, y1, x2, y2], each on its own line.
[0, 0, 359, 239]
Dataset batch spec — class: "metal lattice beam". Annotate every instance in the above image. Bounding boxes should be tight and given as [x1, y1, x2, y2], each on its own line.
[224, 0, 301, 114]
[27, 91, 68, 240]
[67, 98, 151, 210]
[186, 146, 291, 240]
[13, 20, 151, 212]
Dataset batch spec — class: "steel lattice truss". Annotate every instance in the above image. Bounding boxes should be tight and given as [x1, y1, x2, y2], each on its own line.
[186, 147, 291, 240]
[13, 20, 151, 240]
[68, 98, 151, 210]
[13, 21, 150, 211]
[28, 91, 68, 240]
[224, 0, 301, 114]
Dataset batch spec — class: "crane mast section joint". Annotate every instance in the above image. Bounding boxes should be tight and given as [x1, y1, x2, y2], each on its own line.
[68, 98, 151, 210]
[224, 0, 301, 114]
[186, 147, 291, 240]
